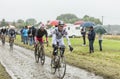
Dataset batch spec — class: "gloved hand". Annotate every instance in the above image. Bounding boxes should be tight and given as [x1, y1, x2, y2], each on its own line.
[69, 45, 73, 52]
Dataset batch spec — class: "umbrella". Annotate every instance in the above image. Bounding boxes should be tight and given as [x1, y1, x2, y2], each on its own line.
[74, 20, 84, 25]
[81, 22, 95, 28]
[94, 25, 107, 34]
[49, 20, 59, 26]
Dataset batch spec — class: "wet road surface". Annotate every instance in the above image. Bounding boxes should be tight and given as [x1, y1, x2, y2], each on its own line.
[0, 43, 103, 79]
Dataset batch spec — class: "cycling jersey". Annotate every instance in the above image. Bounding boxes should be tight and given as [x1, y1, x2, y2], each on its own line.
[35, 29, 48, 43]
[36, 29, 48, 38]
[52, 27, 71, 46]
[9, 29, 16, 37]
[1, 29, 7, 35]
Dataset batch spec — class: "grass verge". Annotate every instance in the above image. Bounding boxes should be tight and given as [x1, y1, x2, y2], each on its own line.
[0, 62, 12, 79]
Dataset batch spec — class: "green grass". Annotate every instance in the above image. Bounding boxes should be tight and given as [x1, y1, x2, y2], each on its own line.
[0, 63, 11, 79]
[13, 35, 120, 79]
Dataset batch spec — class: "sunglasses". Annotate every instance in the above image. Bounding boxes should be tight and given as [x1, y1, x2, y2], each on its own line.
[60, 25, 64, 27]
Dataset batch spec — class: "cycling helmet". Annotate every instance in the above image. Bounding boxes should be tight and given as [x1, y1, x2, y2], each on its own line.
[9, 25, 15, 29]
[58, 21, 64, 26]
[39, 24, 45, 28]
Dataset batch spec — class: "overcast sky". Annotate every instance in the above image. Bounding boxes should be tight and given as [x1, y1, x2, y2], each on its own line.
[0, 0, 120, 25]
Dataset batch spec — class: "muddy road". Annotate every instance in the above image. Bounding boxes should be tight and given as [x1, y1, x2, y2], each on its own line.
[0, 43, 103, 79]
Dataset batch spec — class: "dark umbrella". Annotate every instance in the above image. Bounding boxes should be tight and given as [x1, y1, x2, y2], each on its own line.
[94, 25, 107, 34]
[81, 22, 95, 28]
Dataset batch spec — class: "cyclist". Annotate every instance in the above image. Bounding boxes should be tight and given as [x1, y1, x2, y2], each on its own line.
[1, 26, 7, 35]
[1, 26, 7, 44]
[52, 20, 73, 59]
[8, 26, 16, 43]
[34, 24, 48, 50]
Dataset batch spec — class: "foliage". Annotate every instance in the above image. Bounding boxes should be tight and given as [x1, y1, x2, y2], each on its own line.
[12, 21, 16, 26]
[16, 19, 26, 28]
[26, 18, 37, 26]
[0, 19, 8, 27]
[82, 15, 102, 24]
[56, 13, 80, 23]
[56, 14, 102, 25]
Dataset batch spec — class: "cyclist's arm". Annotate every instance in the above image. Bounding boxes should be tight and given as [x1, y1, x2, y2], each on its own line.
[65, 35, 71, 46]
[64, 30, 71, 46]
[52, 33, 57, 45]
[45, 30, 48, 42]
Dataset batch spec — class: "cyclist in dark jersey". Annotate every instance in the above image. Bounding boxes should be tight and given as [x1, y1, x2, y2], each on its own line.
[8, 26, 16, 43]
[1, 26, 7, 44]
[1, 26, 7, 35]
[35, 24, 48, 47]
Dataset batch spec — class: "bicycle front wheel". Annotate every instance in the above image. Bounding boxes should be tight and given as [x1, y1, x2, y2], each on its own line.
[57, 57, 66, 79]
[51, 58, 57, 74]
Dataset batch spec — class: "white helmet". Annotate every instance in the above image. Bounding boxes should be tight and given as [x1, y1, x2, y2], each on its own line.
[9, 25, 15, 29]
[39, 24, 45, 29]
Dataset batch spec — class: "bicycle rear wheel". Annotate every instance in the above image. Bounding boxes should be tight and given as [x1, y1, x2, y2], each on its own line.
[40, 48, 45, 65]
[35, 47, 40, 63]
[57, 57, 66, 79]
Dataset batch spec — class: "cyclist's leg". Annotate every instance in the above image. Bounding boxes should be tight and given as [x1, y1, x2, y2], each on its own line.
[9, 35, 11, 43]
[60, 45, 65, 57]
[2, 34, 5, 41]
[52, 44, 58, 58]
[59, 39, 65, 57]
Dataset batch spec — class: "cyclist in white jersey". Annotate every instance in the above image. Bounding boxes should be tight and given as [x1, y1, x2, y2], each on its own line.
[52, 21, 73, 57]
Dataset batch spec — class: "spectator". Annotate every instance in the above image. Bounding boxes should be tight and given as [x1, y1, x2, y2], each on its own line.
[81, 27, 86, 46]
[98, 34, 103, 51]
[88, 26, 96, 53]
[31, 26, 36, 44]
[28, 27, 33, 46]
[22, 26, 28, 44]
[20, 27, 24, 42]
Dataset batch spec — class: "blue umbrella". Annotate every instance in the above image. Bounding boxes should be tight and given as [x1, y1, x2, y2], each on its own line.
[81, 22, 95, 28]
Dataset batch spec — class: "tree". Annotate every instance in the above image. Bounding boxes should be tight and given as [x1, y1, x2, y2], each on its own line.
[16, 19, 25, 28]
[0, 19, 7, 27]
[82, 15, 102, 25]
[56, 14, 80, 23]
[26, 18, 37, 26]
[12, 21, 16, 26]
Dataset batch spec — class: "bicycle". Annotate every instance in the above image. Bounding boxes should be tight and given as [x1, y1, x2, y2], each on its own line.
[51, 43, 66, 79]
[34, 41, 48, 65]
[1, 34, 5, 45]
[9, 37, 14, 51]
